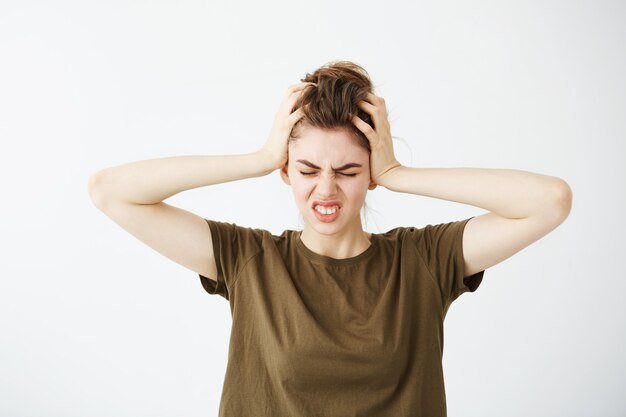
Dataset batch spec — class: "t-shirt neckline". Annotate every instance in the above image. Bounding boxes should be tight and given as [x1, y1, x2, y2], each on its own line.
[295, 231, 378, 266]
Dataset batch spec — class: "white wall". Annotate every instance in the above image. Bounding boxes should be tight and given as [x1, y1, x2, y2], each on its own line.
[1, 0, 624, 416]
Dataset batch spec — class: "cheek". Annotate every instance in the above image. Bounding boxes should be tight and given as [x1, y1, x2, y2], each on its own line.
[355, 180, 372, 200]
[290, 179, 311, 199]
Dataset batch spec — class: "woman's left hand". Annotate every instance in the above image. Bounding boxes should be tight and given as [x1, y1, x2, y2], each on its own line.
[352, 92, 402, 186]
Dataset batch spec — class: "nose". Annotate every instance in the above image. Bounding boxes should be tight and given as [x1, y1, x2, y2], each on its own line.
[316, 171, 338, 197]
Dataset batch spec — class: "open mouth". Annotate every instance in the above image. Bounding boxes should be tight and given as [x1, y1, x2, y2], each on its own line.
[312, 204, 341, 222]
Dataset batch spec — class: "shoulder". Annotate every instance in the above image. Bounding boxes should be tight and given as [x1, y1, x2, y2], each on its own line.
[204, 219, 275, 255]
[205, 219, 269, 237]
[207, 220, 306, 251]
[375, 218, 472, 248]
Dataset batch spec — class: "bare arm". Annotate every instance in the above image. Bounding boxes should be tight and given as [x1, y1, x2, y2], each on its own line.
[351, 92, 573, 278]
[88, 152, 276, 206]
[87, 82, 315, 282]
[379, 166, 572, 277]
[87, 152, 279, 282]
[379, 166, 571, 221]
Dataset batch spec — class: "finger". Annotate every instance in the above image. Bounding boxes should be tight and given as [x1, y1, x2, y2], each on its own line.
[357, 99, 389, 129]
[278, 86, 311, 117]
[351, 115, 375, 140]
[285, 89, 309, 116]
[358, 97, 387, 113]
[365, 92, 385, 105]
[360, 95, 387, 113]
[286, 107, 305, 125]
[288, 82, 316, 99]
[356, 99, 376, 114]
[285, 81, 316, 97]
[282, 82, 315, 112]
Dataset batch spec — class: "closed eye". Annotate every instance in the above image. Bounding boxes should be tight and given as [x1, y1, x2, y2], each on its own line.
[299, 171, 357, 177]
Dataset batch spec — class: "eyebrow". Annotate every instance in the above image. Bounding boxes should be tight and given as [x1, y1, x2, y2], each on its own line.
[295, 160, 363, 171]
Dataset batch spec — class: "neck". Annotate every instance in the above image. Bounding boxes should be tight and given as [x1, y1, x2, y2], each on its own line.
[300, 220, 372, 259]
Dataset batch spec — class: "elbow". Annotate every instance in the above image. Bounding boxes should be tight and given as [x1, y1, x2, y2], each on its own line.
[550, 178, 573, 222]
[87, 171, 108, 209]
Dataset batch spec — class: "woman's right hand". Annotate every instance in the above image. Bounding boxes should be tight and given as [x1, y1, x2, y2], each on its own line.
[258, 82, 315, 171]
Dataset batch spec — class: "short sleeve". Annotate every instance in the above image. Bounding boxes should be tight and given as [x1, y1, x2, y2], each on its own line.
[411, 216, 485, 307]
[198, 219, 263, 300]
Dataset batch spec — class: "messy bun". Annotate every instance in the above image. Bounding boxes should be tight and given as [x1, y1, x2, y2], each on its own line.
[289, 60, 375, 152]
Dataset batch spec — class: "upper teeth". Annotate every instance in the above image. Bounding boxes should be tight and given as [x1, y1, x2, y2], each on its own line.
[315, 205, 338, 215]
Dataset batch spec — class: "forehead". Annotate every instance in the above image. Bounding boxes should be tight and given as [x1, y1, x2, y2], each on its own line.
[289, 126, 369, 163]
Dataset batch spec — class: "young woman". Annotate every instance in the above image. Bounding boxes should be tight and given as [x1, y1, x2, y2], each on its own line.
[88, 61, 572, 416]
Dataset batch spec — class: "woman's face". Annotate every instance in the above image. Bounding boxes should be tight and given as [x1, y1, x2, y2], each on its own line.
[281, 126, 375, 236]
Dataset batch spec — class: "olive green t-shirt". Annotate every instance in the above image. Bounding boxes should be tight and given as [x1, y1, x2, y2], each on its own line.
[198, 217, 484, 417]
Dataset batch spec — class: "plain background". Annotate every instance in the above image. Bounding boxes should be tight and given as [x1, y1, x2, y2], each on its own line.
[1, 0, 624, 416]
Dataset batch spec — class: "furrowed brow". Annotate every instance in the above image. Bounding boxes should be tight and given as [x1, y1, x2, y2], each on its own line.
[296, 160, 362, 171]
[334, 163, 363, 171]
[295, 160, 321, 169]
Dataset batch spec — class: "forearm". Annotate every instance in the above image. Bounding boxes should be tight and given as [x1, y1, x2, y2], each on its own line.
[88, 151, 276, 205]
[379, 166, 571, 219]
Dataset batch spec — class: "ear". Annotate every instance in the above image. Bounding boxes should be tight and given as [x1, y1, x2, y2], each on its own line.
[280, 163, 291, 185]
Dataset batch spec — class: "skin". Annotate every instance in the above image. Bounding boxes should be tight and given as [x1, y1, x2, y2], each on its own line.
[268, 82, 573, 277]
[280, 126, 377, 259]
[88, 81, 572, 284]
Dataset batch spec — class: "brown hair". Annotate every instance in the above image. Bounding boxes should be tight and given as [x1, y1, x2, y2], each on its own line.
[289, 60, 375, 152]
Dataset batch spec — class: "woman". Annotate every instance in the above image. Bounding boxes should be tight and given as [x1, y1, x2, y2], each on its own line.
[88, 61, 572, 416]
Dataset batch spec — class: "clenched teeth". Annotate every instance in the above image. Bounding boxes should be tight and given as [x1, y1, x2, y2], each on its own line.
[315, 205, 338, 215]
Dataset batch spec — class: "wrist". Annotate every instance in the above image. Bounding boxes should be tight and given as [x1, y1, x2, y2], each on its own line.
[253, 149, 284, 175]
[376, 163, 403, 189]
